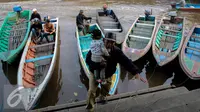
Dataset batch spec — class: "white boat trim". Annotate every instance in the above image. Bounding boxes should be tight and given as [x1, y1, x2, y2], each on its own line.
[129, 34, 151, 40]
[104, 28, 122, 32]
[17, 18, 59, 111]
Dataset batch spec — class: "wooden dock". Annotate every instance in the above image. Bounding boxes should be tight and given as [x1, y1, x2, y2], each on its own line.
[32, 85, 200, 112]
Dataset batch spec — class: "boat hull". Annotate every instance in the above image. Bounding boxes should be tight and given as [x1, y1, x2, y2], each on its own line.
[17, 18, 59, 111]
[76, 23, 120, 95]
[176, 4, 200, 12]
[152, 17, 185, 66]
[0, 10, 31, 64]
[122, 16, 156, 62]
[96, 9, 124, 44]
[179, 25, 200, 80]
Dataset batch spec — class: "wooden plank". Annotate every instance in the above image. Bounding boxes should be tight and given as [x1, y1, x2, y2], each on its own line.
[129, 35, 150, 40]
[101, 21, 119, 25]
[104, 29, 121, 32]
[25, 54, 54, 63]
[160, 28, 182, 33]
[136, 23, 155, 27]
[29, 42, 55, 49]
[186, 46, 200, 52]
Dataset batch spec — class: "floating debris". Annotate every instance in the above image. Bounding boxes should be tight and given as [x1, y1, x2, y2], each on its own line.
[74, 92, 78, 96]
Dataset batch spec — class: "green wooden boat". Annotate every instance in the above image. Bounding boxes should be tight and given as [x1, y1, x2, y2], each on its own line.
[152, 16, 185, 66]
[179, 25, 200, 80]
[0, 10, 31, 64]
[76, 23, 120, 95]
[122, 15, 156, 62]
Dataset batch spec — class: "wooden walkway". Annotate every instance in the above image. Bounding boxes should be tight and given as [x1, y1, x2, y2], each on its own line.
[32, 85, 200, 112]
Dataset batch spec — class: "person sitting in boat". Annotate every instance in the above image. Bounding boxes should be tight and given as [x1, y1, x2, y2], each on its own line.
[30, 18, 43, 42]
[30, 8, 41, 22]
[76, 10, 92, 35]
[86, 32, 146, 111]
[103, 4, 109, 16]
[40, 18, 55, 43]
[144, 10, 151, 21]
[90, 29, 109, 84]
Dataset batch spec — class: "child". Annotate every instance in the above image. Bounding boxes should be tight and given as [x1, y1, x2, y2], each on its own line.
[90, 29, 109, 84]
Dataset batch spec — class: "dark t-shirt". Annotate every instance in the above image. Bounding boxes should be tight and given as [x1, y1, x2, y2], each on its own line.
[30, 13, 41, 21]
[86, 46, 141, 78]
[31, 23, 42, 31]
[76, 14, 91, 26]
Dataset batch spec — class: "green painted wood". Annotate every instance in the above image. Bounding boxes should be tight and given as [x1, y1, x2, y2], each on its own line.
[184, 56, 194, 71]
[198, 68, 200, 75]
[0, 10, 31, 64]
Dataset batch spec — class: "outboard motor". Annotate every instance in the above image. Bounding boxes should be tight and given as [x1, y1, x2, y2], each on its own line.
[168, 11, 177, 23]
[13, 5, 22, 23]
[144, 10, 151, 21]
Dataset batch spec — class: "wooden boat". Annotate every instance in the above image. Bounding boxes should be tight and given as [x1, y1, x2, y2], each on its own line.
[0, 10, 31, 64]
[17, 18, 59, 110]
[122, 15, 157, 61]
[176, 3, 200, 12]
[76, 23, 120, 95]
[179, 25, 200, 80]
[152, 16, 185, 66]
[96, 9, 124, 44]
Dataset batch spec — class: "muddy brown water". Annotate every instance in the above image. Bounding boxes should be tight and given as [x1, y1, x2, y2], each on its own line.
[0, 0, 200, 111]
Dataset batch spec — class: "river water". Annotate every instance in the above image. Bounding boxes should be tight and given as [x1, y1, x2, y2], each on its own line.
[0, 0, 200, 110]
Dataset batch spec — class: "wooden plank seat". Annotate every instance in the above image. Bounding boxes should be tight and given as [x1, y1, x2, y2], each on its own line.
[129, 34, 150, 40]
[104, 28, 122, 32]
[25, 54, 54, 63]
[29, 42, 55, 49]
[160, 28, 182, 33]
[136, 23, 155, 27]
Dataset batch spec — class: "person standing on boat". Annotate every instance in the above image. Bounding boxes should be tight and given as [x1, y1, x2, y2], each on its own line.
[40, 19, 55, 43]
[30, 18, 43, 42]
[30, 8, 41, 22]
[85, 32, 146, 112]
[76, 10, 92, 35]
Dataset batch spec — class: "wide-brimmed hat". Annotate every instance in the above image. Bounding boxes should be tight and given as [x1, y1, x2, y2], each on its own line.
[104, 32, 116, 42]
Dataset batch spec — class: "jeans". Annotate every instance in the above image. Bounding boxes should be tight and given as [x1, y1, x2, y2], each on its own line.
[40, 32, 55, 43]
[32, 28, 41, 37]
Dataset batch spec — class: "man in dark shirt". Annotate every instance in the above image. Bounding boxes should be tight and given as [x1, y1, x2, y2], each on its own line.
[76, 10, 92, 35]
[30, 18, 42, 40]
[30, 8, 41, 21]
[85, 32, 146, 111]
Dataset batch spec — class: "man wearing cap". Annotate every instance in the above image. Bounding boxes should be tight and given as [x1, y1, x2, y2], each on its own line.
[76, 10, 92, 35]
[30, 8, 41, 21]
[30, 18, 43, 41]
[85, 32, 146, 111]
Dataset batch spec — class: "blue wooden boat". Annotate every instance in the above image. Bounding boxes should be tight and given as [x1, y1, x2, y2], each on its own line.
[176, 3, 200, 12]
[152, 16, 185, 66]
[179, 25, 200, 80]
[76, 23, 120, 95]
